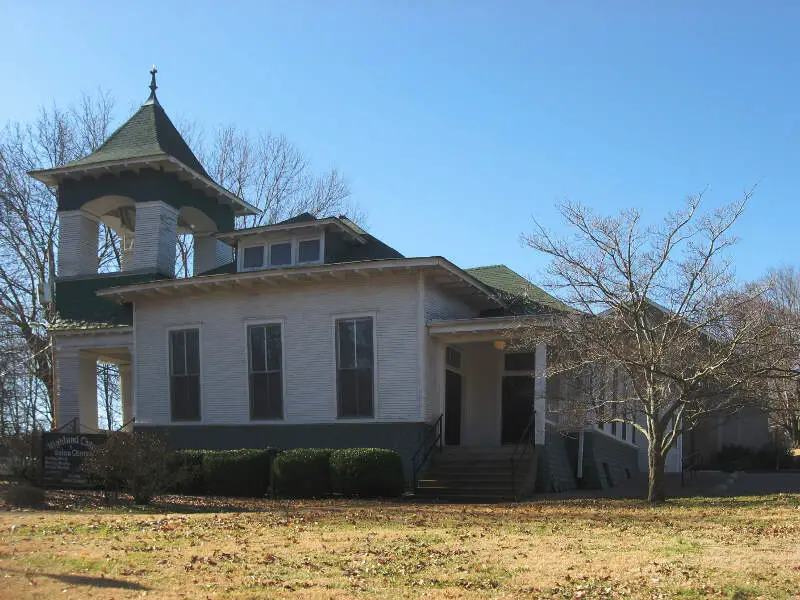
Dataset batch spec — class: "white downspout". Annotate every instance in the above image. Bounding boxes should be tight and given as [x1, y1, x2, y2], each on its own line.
[577, 430, 585, 481]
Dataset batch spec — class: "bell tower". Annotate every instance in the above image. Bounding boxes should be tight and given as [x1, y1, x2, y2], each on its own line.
[30, 68, 259, 327]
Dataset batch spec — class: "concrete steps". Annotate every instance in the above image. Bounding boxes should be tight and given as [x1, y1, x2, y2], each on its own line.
[413, 446, 537, 503]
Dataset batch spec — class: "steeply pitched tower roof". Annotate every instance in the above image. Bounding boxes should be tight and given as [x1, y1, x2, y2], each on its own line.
[59, 68, 208, 176]
[28, 69, 259, 216]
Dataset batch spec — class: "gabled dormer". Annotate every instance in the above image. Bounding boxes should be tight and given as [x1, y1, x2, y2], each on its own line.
[214, 213, 404, 274]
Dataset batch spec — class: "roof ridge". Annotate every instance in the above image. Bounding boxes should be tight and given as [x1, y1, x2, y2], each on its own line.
[465, 264, 509, 271]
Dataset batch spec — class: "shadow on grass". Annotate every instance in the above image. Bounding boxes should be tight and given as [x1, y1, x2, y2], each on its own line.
[8, 569, 148, 590]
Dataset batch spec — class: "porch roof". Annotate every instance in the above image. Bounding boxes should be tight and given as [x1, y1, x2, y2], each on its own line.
[428, 315, 554, 342]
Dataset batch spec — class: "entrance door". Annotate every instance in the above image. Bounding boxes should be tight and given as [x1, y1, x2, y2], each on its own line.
[501, 376, 535, 445]
[444, 369, 462, 445]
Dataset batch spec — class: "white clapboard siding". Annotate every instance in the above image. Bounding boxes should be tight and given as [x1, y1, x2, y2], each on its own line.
[421, 279, 476, 421]
[423, 281, 474, 321]
[57, 211, 99, 277]
[133, 272, 421, 425]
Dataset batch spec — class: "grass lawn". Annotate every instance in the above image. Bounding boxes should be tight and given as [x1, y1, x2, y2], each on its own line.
[0, 489, 798, 599]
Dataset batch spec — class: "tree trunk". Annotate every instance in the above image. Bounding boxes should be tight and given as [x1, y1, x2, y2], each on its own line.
[647, 440, 666, 503]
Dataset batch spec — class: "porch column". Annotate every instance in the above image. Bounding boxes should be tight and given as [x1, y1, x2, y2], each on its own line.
[119, 363, 133, 431]
[534, 342, 547, 445]
[57, 210, 99, 277]
[193, 235, 233, 275]
[54, 350, 98, 432]
[132, 201, 178, 276]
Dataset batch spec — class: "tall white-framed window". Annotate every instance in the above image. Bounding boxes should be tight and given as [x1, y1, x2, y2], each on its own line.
[336, 316, 375, 418]
[247, 322, 284, 420]
[169, 328, 201, 421]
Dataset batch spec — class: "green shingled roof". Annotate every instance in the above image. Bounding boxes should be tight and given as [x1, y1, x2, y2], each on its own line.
[465, 265, 571, 313]
[60, 100, 208, 177]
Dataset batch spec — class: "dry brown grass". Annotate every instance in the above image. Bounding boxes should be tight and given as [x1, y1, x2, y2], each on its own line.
[0, 491, 799, 599]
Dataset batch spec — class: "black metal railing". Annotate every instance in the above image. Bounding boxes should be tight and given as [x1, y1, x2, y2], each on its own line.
[52, 417, 79, 433]
[117, 417, 136, 431]
[411, 414, 443, 493]
[681, 450, 703, 487]
[510, 410, 536, 499]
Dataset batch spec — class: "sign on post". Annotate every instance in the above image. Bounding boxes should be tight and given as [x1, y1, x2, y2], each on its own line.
[41, 432, 108, 487]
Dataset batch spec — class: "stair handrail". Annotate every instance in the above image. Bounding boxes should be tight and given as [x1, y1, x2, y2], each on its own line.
[52, 417, 79, 433]
[681, 450, 703, 487]
[116, 417, 135, 432]
[510, 410, 536, 499]
[411, 414, 443, 493]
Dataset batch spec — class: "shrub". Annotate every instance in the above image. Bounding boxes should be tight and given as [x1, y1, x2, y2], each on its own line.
[753, 444, 793, 470]
[273, 448, 331, 498]
[1, 434, 40, 483]
[166, 450, 206, 495]
[83, 432, 170, 504]
[4, 484, 45, 508]
[201, 449, 270, 497]
[329, 448, 405, 498]
[715, 444, 754, 471]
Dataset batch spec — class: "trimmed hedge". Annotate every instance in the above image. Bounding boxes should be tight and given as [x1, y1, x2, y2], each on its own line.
[165, 447, 406, 499]
[203, 449, 271, 497]
[167, 449, 270, 497]
[273, 448, 332, 498]
[715, 443, 795, 471]
[167, 450, 206, 495]
[329, 448, 405, 498]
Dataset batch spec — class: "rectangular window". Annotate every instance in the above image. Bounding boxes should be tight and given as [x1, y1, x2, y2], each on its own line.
[248, 324, 283, 419]
[504, 352, 536, 371]
[336, 317, 374, 418]
[611, 401, 618, 435]
[242, 245, 264, 269]
[270, 242, 292, 266]
[170, 328, 201, 421]
[446, 347, 461, 370]
[298, 239, 321, 263]
[622, 421, 627, 440]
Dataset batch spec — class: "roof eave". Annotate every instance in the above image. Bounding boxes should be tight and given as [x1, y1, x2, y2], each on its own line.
[95, 257, 507, 309]
[27, 155, 260, 217]
[215, 218, 366, 243]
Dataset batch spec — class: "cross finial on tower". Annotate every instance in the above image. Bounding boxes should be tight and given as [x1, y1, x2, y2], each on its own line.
[146, 65, 159, 105]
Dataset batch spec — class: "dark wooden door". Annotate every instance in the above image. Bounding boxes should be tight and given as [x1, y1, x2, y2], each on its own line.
[501, 376, 535, 445]
[444, 369, 462, 446]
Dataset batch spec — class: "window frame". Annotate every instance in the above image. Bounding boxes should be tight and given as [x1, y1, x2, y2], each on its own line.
[333, 312, 378, 420]
[296, 236, 323, 265]
[268, 241, 293, 267]
[240, 244, 265, 270]
[167, 325, 203, 423]
[503, 351, 537, 373]
[245, 319, 286, 421]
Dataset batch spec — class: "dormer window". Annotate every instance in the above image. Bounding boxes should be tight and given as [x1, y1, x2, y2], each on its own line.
[269, 242, 292, 266]
[238, 235, 324, 271]
[242, 245, 265, 269]
[298, 239, 321, 264]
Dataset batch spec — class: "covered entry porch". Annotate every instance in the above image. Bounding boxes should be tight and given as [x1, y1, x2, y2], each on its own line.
[428, 316, 550, 450]
[52, 326, 134, 433]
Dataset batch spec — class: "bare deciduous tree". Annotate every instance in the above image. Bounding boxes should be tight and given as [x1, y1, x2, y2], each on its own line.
[751, 266, 800, 448]
[175, 126, 358, 277]
[522, 193, 796, 502]
[0, 92, 115, 428]
[1, 91, 360, 429]
[97, 363, 121, 431]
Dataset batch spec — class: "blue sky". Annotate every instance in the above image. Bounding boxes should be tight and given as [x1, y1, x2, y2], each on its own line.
[2, 1, 797, 286]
